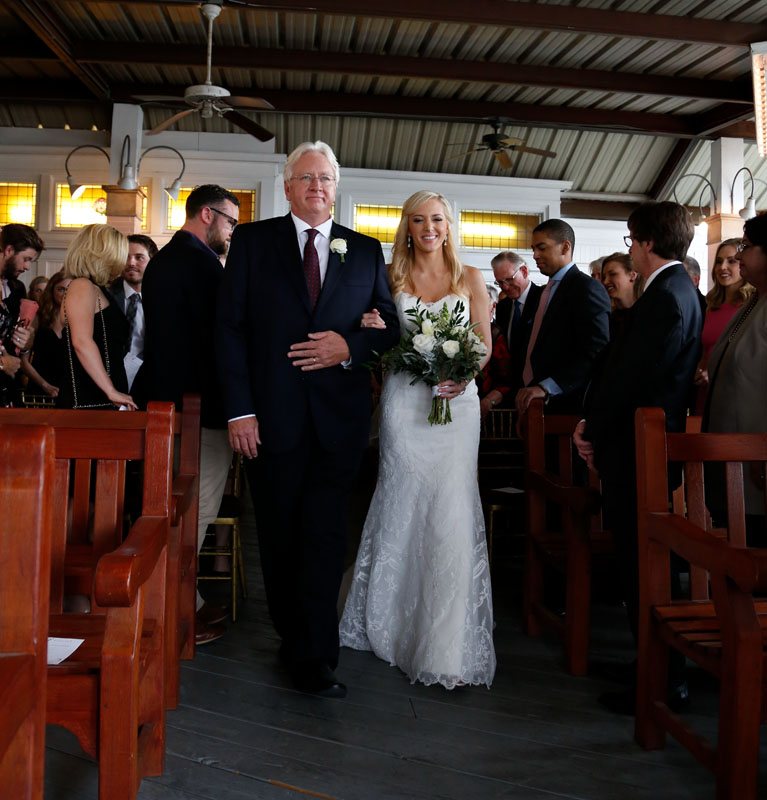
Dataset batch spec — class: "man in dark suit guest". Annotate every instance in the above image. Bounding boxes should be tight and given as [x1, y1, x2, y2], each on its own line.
[515, 219, 610, 416]
[683, 255, 708, 318]
[217, 141, 399, 697]
[108, 234, 157, 390]
[139, 186, 239, 646]
[491, 250, 543, 406]
[574, 201, 703, 714]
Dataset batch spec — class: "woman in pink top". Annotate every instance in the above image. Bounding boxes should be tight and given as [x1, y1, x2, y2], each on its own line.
[693, 237, 753, 413]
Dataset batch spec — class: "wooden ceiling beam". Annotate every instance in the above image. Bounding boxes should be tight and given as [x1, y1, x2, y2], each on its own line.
[6, 0, 110, 100]
[85, 0, 766, 47]
[560, 199, 641, 221]
[71, 41, 752, 104]
[648, 139, 699, 200]
[692, 102, 756, 136]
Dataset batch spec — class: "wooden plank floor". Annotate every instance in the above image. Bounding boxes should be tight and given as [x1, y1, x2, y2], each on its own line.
[44, 489, 767, 800]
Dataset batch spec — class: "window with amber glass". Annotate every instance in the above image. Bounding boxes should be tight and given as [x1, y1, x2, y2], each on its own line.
[0, 183, 37, 226]
[167, 189, 255, 230]
[459, 210, 541, 250]
[353, 204, 402, 245]
[55, 184, 148, 229]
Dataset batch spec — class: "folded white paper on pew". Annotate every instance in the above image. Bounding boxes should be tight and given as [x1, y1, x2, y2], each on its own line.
[47, 638, 84, 665]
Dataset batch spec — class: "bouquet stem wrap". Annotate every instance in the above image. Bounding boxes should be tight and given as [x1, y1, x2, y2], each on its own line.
[429, 385, 452, 425]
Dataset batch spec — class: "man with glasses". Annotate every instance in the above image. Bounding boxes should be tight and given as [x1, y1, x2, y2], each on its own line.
[217, 141, 399, 698]
[139, 183, 241, 646]
[491, 250, 542, 400]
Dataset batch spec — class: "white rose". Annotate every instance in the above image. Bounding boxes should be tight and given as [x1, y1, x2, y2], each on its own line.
[421, 318, 434, 335]
[412, 333, 436, 355]
[468, 331, 480, 345]
[329, 238, 347, 254]
[451, 326, 464, 336]
[472, 340, 488, 356]
[442, 340, 460, 359]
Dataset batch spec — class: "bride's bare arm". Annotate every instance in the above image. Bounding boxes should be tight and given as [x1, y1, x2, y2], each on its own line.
[466, 266, 492, 372]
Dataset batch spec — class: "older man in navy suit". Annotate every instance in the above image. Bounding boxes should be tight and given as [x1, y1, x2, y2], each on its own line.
[217, 141, 399, 697]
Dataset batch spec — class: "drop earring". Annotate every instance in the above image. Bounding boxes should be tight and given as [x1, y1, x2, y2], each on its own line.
[407, 234, 412, 248]
[443, 231, 448, 247]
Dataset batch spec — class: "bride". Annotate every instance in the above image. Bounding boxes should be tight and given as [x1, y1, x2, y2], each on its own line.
[339, 190, 496, 689]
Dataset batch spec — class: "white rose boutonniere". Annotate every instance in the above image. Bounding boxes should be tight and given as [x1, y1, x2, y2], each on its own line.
[330, 238, 347, 262]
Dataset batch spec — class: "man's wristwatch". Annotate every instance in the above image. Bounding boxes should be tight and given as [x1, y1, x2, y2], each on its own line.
[538, 384, 550, 403]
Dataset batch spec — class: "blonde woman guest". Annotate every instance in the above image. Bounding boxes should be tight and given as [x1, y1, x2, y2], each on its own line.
[693, 238, 753, 413]
[57, 224, 136, 410]
[340, 190, 496, 690]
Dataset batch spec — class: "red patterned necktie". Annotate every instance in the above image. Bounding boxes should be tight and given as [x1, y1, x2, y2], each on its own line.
[303, 229, 321, 308]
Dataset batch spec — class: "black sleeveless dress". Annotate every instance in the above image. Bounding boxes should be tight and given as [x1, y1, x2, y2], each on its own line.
[57, 293, 129, 409]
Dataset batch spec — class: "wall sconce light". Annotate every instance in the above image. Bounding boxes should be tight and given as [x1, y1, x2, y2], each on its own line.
[672, 172, 718, 224]
[730, 166, 757, 219]
[752, 42, 767, 159]
[117, 136, 186, 200]
[64, 144, 110, 200]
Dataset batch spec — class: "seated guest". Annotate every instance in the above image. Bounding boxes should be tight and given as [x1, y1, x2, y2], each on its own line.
[683, 255, 707, 316]
[693, 238, 753, 414]
[28, 275, 48, 304]
[601, 253, 643, 338]
[21, 270, 71, 398]
[108, 233, 158, 391]
[56, 224, 136, 410]
[478, 282, 512, 418]
[589, 256, 604, 281]
[703, 216, 767, 546]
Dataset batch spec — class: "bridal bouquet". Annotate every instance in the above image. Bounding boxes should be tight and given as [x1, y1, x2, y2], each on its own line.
[379, 299, 487, 425]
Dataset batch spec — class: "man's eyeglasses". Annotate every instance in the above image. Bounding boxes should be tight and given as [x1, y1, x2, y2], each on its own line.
[623, 235, 633, 248]
[736, 241, 752, 253]
[494, 267, 522, 288]
[209, 207, 238, 229]
[291, 173, 336, 186]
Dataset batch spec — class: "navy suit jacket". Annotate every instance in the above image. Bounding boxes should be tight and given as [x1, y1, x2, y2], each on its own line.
[138, 230, 227, 428]
[525, 265, 611, 413]
[495, 283, 543, 395]
[584, 262, 703, 480]
[217, 214, 399, 454]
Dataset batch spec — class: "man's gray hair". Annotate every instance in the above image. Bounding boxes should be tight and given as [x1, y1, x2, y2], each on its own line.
[683, 255, 701, 277]
[491, 250, 526, 269]
[284, 141, 341, 185]
[485, 283, 500, 304]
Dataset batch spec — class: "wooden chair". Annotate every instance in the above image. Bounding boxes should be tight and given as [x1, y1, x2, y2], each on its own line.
[20, 391, 56, 408]
[478, 407, 524, 564]
[522, 398, 609, 676]
[0, 395, 201, 709]
[635, 407, 767, 800]
[198, 453, 248, 620]
[0, 424, 55, 800]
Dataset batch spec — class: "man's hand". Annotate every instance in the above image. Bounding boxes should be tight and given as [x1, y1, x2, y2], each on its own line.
[515, 385, 545, 415]
[572, 420, 596, 472]
[229, 416, 261, 459]
[288, 331, 351, 371]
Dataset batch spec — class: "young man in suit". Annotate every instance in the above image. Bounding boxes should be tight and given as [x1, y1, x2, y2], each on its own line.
[574, 201, 703, 714]
[108, 234, 157, 390]
[515, 219, 611, 417]
[140, 185, 240, 646]
[218, 141, 400, 697]
[490, 250, 543, 408]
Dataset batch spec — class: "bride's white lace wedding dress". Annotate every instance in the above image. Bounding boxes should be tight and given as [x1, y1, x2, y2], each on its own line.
[339, 292, 496, 689]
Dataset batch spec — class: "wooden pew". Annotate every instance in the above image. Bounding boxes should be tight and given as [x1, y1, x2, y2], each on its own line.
[635, 407, 767, 800]
[522, 398, 608, 676]
[0, 425, 55, 800]
[0, 395, 201, 709]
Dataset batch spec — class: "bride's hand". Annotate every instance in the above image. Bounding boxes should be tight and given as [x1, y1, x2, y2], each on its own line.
[436, 379, 468, 400]
[361, 309, 386, 329]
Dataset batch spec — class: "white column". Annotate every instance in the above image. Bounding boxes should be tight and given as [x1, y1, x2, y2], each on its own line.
[710, 137, 744, 215]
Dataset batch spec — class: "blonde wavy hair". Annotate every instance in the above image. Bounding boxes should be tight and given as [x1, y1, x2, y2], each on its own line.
[705, 237, 754, 311]
[62, 224, 129, 286]
[388, 190, 467, 299]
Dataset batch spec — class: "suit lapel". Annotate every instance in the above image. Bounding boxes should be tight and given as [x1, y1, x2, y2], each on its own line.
[276, 213, 312, 314]
[314, 222, 346, 316]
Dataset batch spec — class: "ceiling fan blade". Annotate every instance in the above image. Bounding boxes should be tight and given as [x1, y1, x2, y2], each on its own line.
[222, 109, 275, 142]
[134, 95, 186, 103]
[494, 150, 513, 169]
[511, 145, 557, 158]
[444, 148, 482, 162]
[499, 136, 524, 146]
[227, 95, 275, 110]
[147, 108, 197, 135]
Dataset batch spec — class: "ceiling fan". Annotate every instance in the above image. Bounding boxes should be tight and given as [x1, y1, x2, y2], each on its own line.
[134, 2, 275, 142]
[446, 119, 556, 168]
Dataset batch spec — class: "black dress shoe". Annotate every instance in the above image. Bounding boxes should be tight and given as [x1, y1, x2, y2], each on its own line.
[598, 681, 690, 716]
[290, 662, 347, 698]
